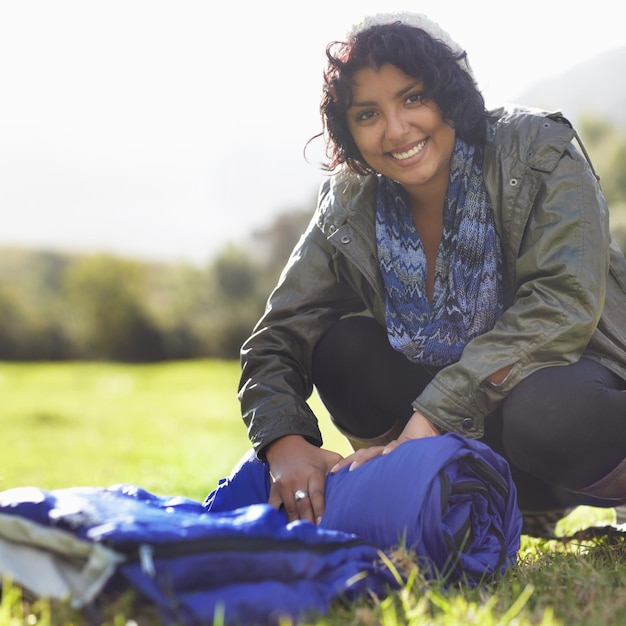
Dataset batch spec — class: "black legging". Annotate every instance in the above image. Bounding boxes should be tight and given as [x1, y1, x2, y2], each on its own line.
[312, 316, 626, 511]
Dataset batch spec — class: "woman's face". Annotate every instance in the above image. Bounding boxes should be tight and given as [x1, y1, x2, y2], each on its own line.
[346, 63, 455, 197]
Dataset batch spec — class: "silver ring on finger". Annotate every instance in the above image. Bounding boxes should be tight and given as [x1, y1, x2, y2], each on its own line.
[294, 489, 309, 502]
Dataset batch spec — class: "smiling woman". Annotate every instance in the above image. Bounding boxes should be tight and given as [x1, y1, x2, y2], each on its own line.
[235, 11, 626, 543]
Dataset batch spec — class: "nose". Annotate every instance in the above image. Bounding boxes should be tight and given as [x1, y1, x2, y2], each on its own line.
[384, 110, 409, 142]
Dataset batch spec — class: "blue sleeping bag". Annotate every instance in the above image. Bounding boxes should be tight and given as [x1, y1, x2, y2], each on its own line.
[0, 434, 522, 625]
[207, 433, 522, 584]
[0, 485, 395, 625]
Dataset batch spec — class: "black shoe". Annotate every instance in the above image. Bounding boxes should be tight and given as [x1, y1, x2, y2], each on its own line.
[521, 509, 570, 538]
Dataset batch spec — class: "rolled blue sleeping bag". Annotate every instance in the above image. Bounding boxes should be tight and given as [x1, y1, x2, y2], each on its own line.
[205, 433, 523, 583]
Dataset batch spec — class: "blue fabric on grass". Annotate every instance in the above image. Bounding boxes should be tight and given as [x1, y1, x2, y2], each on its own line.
[0, 485, 395, 625]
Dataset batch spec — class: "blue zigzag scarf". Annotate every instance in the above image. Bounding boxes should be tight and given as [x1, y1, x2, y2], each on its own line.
[376, 138, 503, 366]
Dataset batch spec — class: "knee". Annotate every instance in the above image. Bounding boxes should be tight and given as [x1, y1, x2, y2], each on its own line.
[499, 397, 539, 469]
[314, 316, 383, 362]
[499, 368, 614, 487]
[498, 375, 569, 474]
[313, 316, 385, 384]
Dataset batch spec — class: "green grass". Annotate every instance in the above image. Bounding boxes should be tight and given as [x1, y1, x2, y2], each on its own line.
[0, 360, 351, 501]
[1, 359, 246, 500]
[1, 361, 624, 625]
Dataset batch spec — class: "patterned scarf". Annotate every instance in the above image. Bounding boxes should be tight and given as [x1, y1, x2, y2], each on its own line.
[376, 138, 503, 366]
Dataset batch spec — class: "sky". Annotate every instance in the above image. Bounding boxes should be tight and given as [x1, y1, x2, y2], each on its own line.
[1, 0, 625, 265]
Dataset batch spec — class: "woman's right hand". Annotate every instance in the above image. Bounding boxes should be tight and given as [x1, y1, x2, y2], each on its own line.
[265, 435, 342, 525]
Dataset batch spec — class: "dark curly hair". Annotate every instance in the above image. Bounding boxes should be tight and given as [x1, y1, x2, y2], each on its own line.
[317, 21, 487, 175]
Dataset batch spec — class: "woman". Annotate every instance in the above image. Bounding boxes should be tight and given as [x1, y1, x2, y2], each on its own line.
[238, 12, 626, 533]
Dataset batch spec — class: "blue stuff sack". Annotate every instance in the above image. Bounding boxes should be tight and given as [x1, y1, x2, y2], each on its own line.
[206, 433, 523, 583]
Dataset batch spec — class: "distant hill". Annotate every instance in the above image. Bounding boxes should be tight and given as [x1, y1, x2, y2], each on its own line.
[515, 46, 626, 128]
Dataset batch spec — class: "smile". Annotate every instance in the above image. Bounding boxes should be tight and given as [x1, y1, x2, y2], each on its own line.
[390, 139, 427, 161]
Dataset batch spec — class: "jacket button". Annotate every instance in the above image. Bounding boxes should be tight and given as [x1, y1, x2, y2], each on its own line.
[461, 417, 474, 430]
[340, 235, 351, 244]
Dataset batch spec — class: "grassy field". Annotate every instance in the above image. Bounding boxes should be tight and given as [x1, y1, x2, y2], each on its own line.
[1, 360, 625, 626]
[0, 360, 351, 501]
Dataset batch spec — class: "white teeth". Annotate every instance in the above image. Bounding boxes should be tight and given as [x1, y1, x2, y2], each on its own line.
[391, 139, 426, 160]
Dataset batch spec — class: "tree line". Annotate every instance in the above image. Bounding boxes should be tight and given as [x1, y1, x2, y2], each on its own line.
[1, 115, 625, 362]
[0, 206, 313, 362]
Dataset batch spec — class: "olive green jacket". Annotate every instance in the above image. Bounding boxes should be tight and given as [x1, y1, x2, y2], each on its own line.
[239, 106, 626, 455]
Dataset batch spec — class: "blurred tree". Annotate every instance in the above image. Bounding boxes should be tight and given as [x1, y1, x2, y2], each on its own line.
[249, 205, 314, 293]
[0, 287, 29, 359]
[213, 245, 258, 300]
[145, 263, 215, 359]
[63, 254, 163, 361]
[579, 115, 626, 206]
[208, 245, 266, 358]
[0, 282, 72, 360]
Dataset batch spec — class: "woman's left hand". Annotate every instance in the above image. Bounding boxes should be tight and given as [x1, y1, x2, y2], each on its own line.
[329, 410, 440, 474]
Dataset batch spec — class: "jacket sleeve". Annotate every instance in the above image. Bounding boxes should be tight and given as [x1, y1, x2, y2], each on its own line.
[413, 138, 611, 437]
[238, 200, 366, 457]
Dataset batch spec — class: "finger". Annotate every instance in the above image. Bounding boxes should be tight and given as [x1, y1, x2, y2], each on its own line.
[293, 488, 316, 524]
[348, 446, 386, 471]
[269, 482, 300, 523]
[268, 483, 283, 510]
[330, 453, 357, 474]
[282, 494, 302, 523]
[307, 480, 326, 525]
[382, 440, 401, 455]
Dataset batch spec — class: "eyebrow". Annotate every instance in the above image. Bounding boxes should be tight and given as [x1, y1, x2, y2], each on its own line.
[350, 81, 423, 108]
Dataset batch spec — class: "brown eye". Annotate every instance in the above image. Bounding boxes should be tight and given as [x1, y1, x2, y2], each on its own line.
[355, 110, 376, 122]
[406, 92, 426, 105]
